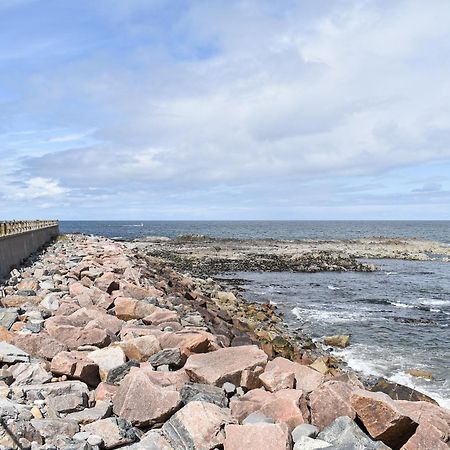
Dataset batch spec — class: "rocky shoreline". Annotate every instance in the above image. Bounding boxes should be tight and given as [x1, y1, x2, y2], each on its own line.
[129, 235, 450, 276]
[0, 234, 448, 449]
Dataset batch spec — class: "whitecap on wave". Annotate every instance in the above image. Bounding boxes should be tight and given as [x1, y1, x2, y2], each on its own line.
[419, 298, 450, 306]
[327, 285, 341, 290]
[390, 301, 415, 309]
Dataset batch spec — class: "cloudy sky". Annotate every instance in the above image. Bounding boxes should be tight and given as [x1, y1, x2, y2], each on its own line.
[1, 0, 450, 220]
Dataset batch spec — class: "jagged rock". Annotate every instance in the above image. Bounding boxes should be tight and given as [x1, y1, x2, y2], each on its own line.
[323, 335, 350, 348]
[148, 348, 184, 369]
[30, 419, 79, 446]
[184, 345, 268, 387]
[87, 347, 126, 382]
[0, 308, 19, 329]
[113, 369, 181, 427]
[0, 341, 29, 363]
[159, 329, 219, 357]
[259, 357, 324, 393]
[124, 430, 173, 450]
[116, 335, 161, 361]
[13, 333, 67, 360]
[351, 390, 418, 448]
[114, 297, 156, 321]
[143, 307, 180, 325]
[94, 272, 120, 294]
[83, 418, 137, 449]
[180, 382, 228, 408]
[95, 382, 119, 402]
[106, 360, 140, 385]
[47, 392, 88, 413]
[317, 416, 391, 450]
[292, 423, 320, 441]
[224, 422, 290, 450]
[51, 351, 100, 386]
[163, 400, 234, 449]
[309, 381, 356, 429]
[10, 362, 52, 386]
[66, 401, 112, 425]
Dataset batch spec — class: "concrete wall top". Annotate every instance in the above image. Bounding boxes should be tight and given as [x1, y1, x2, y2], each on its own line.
[0, 220, 59, 238]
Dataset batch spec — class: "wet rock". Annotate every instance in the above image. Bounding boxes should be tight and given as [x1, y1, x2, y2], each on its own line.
[87, 347, 126, 382]
[180, 382, 228, 408]
[371, 378, 438, 404]
[184, 345, 268, 387]
[51, 352, 100, 386]
[323, 335, 350, 348]
[106, 360, 140, 385]
[309, 380, 356, 430]
[292, 424, 320, 441]
[83, 418, 137, 449]
[116, 335, 161, 361]
[405, 369, 433, 380]
[163, 400, 234, 449]
[259, 357, 324, 393]
[317, 416, 390, 450]
[148, 347, 184, 370]
[224, 422, 290, 450]
[113, 369, 181, 427]
[0, 341, 29, 363]
[351, 390, 418, 448]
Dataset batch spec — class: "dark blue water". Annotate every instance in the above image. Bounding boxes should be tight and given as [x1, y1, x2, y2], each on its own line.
[61, 221, 450, 406]
[60, 220, 450, 243]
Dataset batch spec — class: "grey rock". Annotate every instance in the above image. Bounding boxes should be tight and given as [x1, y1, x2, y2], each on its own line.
[82, 418, 137, 449]
[47, 393, 88, 414]
[318, 416, 392, 450]
[123, 430, 172, 450]
[293, 436, 332, 449]
[242, 412, 275, 425]
[87, 435, 103, 446]
[10, 363, 52, 387]
[73, 431, 91, 442]
[20, 380, 90, 403]
[222, 382, 236, 396]
[0, 308, 19, 329]
[148, 348, 183, 369]
[30, 419, 79, 446]
[292, 424, 320, 441]
[180, 383, 228, 408]
[106, 360, 140, 385]
[0, 341, 30, 363]
[66, 401, 112, 425]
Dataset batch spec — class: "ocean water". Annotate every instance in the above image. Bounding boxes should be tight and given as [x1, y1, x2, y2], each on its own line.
[60, 220, 450, 243]
[61, 221, 450, 406]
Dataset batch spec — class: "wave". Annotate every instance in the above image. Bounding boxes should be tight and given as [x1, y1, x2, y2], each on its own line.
[419, 298, 450, 306]
[390, 301, 415, 309]
[327, 285, 341, 290]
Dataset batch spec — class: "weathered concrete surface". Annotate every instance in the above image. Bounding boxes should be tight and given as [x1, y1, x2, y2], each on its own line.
[0, 224, 59, 279]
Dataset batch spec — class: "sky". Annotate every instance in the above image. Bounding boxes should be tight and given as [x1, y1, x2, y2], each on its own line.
[1, 0, 450, 220]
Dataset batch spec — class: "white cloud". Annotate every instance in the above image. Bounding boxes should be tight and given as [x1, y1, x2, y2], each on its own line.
[12, 178, 68, 200]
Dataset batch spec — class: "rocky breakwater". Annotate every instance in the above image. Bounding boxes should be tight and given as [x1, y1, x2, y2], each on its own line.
[0, 234, 447, 450]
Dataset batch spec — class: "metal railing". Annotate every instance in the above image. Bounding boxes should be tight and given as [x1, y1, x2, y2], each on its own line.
[0, 220, 59, 237]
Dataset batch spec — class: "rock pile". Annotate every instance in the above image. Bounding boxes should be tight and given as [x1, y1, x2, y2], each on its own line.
[0, 234, 448, 450]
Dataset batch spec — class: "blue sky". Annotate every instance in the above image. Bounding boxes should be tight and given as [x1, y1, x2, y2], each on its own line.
[1, 0, 450, 220]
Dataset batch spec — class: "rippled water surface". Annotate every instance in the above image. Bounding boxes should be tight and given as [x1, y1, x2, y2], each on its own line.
[222, 259, 450, 407]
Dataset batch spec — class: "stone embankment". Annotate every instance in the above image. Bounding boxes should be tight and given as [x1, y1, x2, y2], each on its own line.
[0, 234, 448, 450]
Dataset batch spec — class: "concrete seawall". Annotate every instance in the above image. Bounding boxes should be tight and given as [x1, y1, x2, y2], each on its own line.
[0, 221, 59, 279]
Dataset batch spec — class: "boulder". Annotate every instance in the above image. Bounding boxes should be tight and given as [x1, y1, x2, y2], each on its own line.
[371, 378, 438, 404]
[143, 308, 180, 325]
[309, 381, 356, 429]
[148, 347, 184, 370]
[292, 423, 320, 441]
[323, 335, 350, 348]
[116, 335, 161, 361]
[0, 308, 19, 329]
[402, 423, 449, 450]
[106, 360, 140, 385]
[66, 401, 112, 425]
[351, 390, 418, 448]
[184, 345, 268, 387]
[94, 272, 120, 294]
[180, 382, 228, 408]
[0, 341, 29, 363]
[51, 351, 100, 386]
[230, 389, 273, 422]
[163, 400, 234, 449]
[47, 392, 87, 414]
[30, 419, 79, 446]
[10, 362, 52, 386]
[125, 430, 173, 450]
[13, 333, 68, 360]
[21, 380, 90, 403]
[83, 418, 137, 449]
[159, 330, 219, 357]
[293, 436, 331, 449]
[224, 423, 290, 450]
[87, 347, 126, 382]
[259, 357, 324, 393]
[114, 297, 156, 321]
[317, 416, 391, 450]
[113, 370, 181, 427]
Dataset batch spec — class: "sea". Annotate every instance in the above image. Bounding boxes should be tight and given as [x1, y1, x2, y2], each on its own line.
[60, 221, 450, 407]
